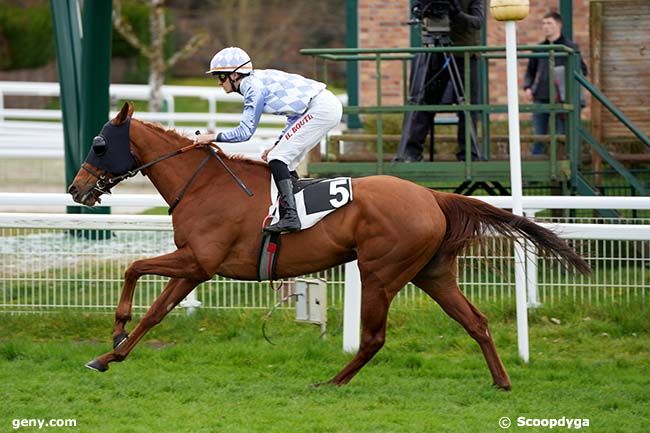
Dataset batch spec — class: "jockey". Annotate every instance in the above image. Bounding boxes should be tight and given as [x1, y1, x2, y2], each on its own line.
[194, 47, 343, 234]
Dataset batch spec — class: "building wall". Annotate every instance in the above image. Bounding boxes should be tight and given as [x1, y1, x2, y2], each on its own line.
[358, 0, 591, 109]
[358, 0, 411, 103]
[590, 0, 650, 142]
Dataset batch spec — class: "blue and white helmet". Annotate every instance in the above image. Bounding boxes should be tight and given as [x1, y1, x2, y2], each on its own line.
[205, 47, 253, 75]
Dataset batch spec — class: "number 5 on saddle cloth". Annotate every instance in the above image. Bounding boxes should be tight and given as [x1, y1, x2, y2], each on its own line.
[257, 177, 353, 281]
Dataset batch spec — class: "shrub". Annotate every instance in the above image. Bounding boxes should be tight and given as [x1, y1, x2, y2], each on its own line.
[0, 1, 155, 76]
[362, 114, 404, 135]
[0, 4, 55, 70]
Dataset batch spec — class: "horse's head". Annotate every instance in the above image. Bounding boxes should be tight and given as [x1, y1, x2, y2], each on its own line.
[68, 102, 138, 206]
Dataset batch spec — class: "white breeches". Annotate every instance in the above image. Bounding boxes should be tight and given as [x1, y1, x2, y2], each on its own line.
[267, 89, 342, 171]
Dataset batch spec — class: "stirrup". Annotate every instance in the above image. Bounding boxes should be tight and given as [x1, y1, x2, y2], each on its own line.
[264, 214, 301, 233]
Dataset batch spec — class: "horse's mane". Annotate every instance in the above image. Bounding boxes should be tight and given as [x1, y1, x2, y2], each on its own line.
[135, 119, 268, 169]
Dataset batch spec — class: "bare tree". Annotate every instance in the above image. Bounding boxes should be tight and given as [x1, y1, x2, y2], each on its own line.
[206, 0, 310, 68]
[113, 0, 208, 112]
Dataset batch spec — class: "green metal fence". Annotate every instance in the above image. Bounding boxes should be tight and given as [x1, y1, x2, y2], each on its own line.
[301, 45, 649, 198]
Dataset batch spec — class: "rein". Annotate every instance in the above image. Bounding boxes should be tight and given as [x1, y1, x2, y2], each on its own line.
[167, 152, 211, 215]
[83, 140, 254, 212]
[193, 130, 254, 198]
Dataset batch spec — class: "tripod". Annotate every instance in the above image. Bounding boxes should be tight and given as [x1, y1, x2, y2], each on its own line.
[396, 31, 481, 162]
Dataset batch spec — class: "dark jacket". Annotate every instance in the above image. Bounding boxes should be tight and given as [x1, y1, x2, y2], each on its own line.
[450, 0, 484, 47]
[524, 34, 588, 102]
[413, 0, 484, 47]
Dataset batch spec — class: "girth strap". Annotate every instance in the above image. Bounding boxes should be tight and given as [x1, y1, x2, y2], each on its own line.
[257, 232, 281, 281]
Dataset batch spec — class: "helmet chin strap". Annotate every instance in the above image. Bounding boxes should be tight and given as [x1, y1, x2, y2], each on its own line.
[228, 74, 240, 93]
[227, 59, 251, 93]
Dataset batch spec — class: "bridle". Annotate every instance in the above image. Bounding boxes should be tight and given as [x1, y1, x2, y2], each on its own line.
[82, 140, 254, 213]
[82, 141, 201, 196]
[81, 163, 118, 196]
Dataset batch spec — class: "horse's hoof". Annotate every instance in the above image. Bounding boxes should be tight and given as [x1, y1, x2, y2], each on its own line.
[311, 380, 337, 388]
[493, 381, 512, 391]
[113, 332, 129, 349]
[85, 359, 108, 372]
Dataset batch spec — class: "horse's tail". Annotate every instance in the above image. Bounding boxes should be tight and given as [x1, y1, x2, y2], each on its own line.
[432, 191, 591, 275]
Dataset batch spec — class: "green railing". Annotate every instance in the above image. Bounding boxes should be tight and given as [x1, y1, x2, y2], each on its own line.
[301, 45, 648, 194]
[574, 73, 649, 195]
[302, 45, 578, 177]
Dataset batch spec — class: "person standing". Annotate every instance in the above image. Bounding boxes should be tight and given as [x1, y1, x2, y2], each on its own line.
[396, 0, 485, 162]
[523, 12, 588, 155]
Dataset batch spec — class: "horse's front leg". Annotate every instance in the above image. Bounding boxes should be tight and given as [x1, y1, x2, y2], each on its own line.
[112, 247, 208, 348]
[87, 277, 202, 372]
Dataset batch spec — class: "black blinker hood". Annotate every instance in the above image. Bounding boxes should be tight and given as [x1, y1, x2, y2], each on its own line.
[84, 117, 136, 175]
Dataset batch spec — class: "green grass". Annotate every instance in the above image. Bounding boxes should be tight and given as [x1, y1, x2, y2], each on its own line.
[0, 302, 648, 432]
[139, 206, 168, 215]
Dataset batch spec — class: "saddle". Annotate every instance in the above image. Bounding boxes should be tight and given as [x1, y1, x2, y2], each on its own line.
[290, 176, 322, 193]
[257, 176, 353, 281]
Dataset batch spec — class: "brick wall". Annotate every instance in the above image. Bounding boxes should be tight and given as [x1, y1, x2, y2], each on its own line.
[359, 0, 591, 110]
[359, 0, 410, 103]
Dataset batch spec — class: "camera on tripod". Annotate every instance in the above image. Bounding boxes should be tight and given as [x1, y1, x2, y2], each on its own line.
[409, 0, 452, 46]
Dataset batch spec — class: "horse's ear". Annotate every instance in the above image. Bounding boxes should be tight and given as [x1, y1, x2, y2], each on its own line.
[112, 102, 135, 126]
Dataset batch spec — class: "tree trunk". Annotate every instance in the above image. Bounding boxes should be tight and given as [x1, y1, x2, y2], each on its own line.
[112, 0, 207, 113]
[148, 0, 166, 112]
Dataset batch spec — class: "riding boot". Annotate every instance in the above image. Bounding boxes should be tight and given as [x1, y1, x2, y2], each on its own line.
[264, 179, 301, 233]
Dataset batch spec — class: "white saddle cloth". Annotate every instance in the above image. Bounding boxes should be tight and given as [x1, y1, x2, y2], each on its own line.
[267, 176, 353, 231]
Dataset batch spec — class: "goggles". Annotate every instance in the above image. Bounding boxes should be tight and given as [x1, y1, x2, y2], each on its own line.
[215, 72, 229, 83]
[211, 60, 251, 84]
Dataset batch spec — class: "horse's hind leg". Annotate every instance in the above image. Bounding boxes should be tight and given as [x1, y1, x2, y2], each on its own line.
[326, 225, 440, 385]
[113, 247, 207, 348]
[327, 283, 391, 385]
[412, 259, 512, 390]
[87, 277, 202, 372]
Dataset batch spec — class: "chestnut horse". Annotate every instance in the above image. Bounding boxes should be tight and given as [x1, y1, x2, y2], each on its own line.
[69, 103, 590, 389]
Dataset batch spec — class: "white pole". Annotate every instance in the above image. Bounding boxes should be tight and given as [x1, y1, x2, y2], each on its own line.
[165, 96, 175, 128]
[343, 260, 361, 352]
[505, 24, 524, 220]
[180, 289, 202, 315]
[525, 210, 541, 308]
[505, 20, 529, 363]
[208, 96, 217, 130]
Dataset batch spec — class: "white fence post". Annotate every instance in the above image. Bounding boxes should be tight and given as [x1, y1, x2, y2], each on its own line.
[165, 95, 175, 128]
[343, 260, 361, 353]
[525, 209, 541, 308]
[180, 289, 202, 315]
[208, 96, 217, 130]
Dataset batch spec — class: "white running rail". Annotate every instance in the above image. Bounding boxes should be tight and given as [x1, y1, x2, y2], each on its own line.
[0, 81, 347, 158]
[1, 193, 649, 212]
